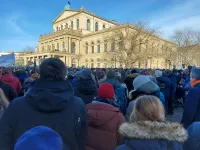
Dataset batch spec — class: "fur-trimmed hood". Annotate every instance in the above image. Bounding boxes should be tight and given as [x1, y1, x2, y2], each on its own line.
[119, 121, 188, 143]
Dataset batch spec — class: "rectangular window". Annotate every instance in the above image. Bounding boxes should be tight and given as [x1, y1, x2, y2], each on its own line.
[104, 40, 107, 52]
[91, 46, 94, 53]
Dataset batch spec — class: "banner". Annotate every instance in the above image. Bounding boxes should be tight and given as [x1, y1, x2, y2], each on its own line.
[0, 53, 15, 66]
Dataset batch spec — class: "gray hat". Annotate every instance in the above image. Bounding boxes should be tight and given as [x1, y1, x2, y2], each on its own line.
[133, 75, 159, 94]
[154, 70, 162, 78]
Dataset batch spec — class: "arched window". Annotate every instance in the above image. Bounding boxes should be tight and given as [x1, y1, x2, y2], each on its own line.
[71, 21, 73, 29]
[72, 58, 76, 68]
[85, 43, 88, 54]
[95, 22, 98, 31]
[77, 19, 79, 29]
[111, 42, 115, 51]
[52, 44, 54, 50]
[63, 42, 65, 51]
[91, 42, 94, 53]
[104, 40, 107, 52]
[57, 43, 59, 51]
[61, 25, 63, 30]
[65, 23, 68, 29]
[91, 59, 94, 68]
[87, 19, 90, 31]
[97, 40, 100, 53]
[103, 24, 106, 29]
[71, 42, 76, 54]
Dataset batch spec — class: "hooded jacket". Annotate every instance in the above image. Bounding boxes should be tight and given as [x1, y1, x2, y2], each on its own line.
[124, 73, 139, 92]
[184, 122, 200, 150]
[116, 121, 188, 150]
[0, 79, 87, 150]
[86, 102, 125, 150]
[1, 73, 22, 94]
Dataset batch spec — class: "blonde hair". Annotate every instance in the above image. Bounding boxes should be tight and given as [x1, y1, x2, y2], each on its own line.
[130, 95, 165, 122]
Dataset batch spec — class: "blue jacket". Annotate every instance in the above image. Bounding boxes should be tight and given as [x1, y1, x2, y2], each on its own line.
[0, 79, 87, 150]
[116, 121, 188, 150]
[184, 122, 200, 150]
[157, 76, 171, 101]
[181, 83, 200, 128]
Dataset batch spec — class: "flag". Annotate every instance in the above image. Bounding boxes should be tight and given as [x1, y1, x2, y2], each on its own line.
[68, 1, 71, 5]
[0, 53, 15, 66]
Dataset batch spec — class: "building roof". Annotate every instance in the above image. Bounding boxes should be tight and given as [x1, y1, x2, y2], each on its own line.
[53, 9, 118, 25]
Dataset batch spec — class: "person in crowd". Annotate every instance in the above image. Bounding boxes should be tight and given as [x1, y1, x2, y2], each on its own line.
[154, 70, 173, 114]
[184, 122, 200, 150]
[125, 75, 160, 121]
[14, 126, 63, 150]
[124, 69, 139, 92]
[0, 69, 17, 102]
[24, 70, 39, 93]
[181, 67, 200, 128]
[116, 95, 188, 150]
[74, 69, 98, 105]
[1, 67, 22, 94]
[96, 71, 106, 85]
[67, 71, 75, 84]
[0, 58, 87, 150]
[86, 83, 125, 150]
[104, 70, 128, 115]
[18, 69, 28, 88]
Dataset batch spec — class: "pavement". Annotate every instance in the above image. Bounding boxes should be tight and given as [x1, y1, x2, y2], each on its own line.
[166, 107, 183, 122]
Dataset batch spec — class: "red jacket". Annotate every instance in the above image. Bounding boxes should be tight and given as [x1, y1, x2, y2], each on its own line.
[86, 103, 125, 150]
[1, 74, 22, 94]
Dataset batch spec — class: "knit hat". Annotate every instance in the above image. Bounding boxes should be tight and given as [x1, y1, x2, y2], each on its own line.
[133, 75, 159, 93]
[106, 70, 116, 79]
[98, 83, 114, 99]
[14, 126, 63, 150]
[154, 70, 162, 78]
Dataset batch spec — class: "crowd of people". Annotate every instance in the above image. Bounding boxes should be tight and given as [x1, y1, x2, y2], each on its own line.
[0, 58, 199, 149]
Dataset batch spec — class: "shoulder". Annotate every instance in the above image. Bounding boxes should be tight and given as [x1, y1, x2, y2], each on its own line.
[72, 96, 85, 108]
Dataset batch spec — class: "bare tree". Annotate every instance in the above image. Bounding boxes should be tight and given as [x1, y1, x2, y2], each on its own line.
[171, 28, 200, 66]
[104, 22, 160, 68]
[24, 46, 35, 54]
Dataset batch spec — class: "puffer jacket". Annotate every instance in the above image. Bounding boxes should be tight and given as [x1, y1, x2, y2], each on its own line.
[86, 101, 125, 150]
[116, 121, 188, 150]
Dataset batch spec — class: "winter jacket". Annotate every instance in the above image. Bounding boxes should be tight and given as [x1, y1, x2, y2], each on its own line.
[184, 122, 200, 150]
[125, 81, 160, 121]
[86, 101, 125, 150]
[0, 81, 17, 102]
[124, 73, 139, 92]
[18, 74, 28, 87]
[0, 79, 87, 150]
[156, 76, 171, 102]
[181, 83, 200, 128]
[116, 121, 188, 150]
[74, 79, 97, 105]
[1, 73, 22, 94]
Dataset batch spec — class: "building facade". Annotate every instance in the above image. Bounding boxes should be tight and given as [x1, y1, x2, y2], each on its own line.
[24, 5, 177, 69]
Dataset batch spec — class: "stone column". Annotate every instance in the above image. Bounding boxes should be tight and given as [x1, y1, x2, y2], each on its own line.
[76, 40, 80, 55]
[24, 57, 28, 65]
[68, 56, 72, 67]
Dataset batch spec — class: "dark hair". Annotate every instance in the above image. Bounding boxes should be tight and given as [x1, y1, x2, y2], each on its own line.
[39, 58, 67, 81]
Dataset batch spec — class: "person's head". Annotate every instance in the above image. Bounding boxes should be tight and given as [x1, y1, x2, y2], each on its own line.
[39, 58, 67, 81]
[98, 83, 114, 99]
[5, 67, 12, 74]
[190, 67, 200, 81]
[106, 70, 116, 79]
[76, 68, 95, 82]
[14, 126, 63, 150]
[30, 71, 38, 79]
[131, 69, 138, 74]
[130, 95, 165, 122]
[154, 70, 162, 78]
[96, 71, 106, 80]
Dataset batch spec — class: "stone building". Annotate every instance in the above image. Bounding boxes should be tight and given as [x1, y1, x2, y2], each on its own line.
[24, 5, 177, 69]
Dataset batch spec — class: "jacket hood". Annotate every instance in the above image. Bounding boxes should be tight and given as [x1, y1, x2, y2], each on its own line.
[86, 103, 120, 126]
[25, 79, 74, 113]
[104, 78, 121, 89]
[1, 74, 14, 82]
[129, 81, 159, 99]
[119, 121, 188, 143]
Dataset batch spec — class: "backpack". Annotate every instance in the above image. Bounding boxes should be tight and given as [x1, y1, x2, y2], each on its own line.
[114, 87, 128, 115]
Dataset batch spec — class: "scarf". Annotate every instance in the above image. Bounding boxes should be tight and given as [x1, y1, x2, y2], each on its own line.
[191, 79, 200, 88]
[95, 96, 119, 107]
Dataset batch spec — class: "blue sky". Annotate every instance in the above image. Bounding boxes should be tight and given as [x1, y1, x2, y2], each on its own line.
[0, 0, 200, 51]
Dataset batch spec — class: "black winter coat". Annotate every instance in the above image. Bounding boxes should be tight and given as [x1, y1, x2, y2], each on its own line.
[0, 81, 17, 102]
[0, 79, 88, 150]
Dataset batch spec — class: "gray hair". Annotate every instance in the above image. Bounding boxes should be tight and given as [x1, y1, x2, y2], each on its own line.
[191, 67, 200, 80]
